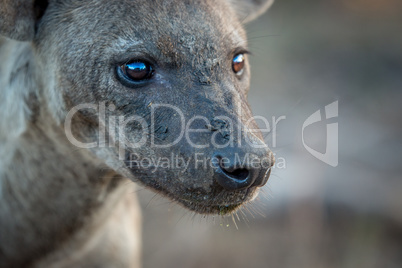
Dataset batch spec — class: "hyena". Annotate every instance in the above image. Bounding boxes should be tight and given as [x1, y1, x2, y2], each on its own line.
[0, 0, 274, 267]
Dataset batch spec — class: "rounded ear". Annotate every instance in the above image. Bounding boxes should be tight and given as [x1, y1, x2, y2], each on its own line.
[0, 0, 48, 41]
[228, 0, 274, 23]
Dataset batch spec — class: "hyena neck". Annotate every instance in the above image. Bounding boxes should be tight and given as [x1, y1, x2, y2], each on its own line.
[0, 38, 135, 266]
[0, 121, 137, 266]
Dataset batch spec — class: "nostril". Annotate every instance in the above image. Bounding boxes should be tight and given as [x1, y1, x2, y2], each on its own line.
[229, 168, 249, 180]
[252, 168, 271, 188]
[221, 166, 249, 181]
[218, 157, 249, 181]
[214, 156, 255, 191]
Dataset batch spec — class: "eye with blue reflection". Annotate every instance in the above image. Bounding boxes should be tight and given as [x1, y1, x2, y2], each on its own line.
[119, 61, 154, 82]
[232, 54, 245, 75]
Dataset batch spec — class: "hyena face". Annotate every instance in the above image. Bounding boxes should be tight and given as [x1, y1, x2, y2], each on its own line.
[33, 0, 274, 214]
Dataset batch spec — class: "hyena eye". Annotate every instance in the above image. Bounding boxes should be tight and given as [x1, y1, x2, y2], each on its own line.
[118, 61, 154, 83]
[232, 54, 245, 75]
[122, 61, 154, 80]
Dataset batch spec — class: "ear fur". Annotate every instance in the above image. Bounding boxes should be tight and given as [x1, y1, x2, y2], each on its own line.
[228, 0, 274, 23]
[0, 0, 48, 41]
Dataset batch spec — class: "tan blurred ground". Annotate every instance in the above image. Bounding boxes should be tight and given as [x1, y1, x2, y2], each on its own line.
[138, 1, 402, 267]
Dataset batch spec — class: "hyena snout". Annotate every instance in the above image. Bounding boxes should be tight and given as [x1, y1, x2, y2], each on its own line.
[212, 146, 274, 191]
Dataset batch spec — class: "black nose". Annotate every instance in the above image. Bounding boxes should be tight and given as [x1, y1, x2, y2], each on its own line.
[213, 154, 272, 191]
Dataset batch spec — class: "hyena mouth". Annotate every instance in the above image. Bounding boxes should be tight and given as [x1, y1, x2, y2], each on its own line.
[175, 187, 260, 215]
[124, 151, 267, 215]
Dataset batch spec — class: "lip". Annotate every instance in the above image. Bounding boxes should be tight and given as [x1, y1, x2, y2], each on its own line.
[176, 187, 257, 215]
[177, 198, 245, 215]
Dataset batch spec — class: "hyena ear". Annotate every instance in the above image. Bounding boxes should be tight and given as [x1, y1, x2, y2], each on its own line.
[228, 0, 274, 23]
[0, 0, 49, 41]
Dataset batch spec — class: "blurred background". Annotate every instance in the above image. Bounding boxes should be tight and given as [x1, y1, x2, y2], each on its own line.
[137, 0, 402, 267]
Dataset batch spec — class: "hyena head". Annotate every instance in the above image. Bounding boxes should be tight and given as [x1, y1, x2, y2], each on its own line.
[2, 0, 274, 215]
